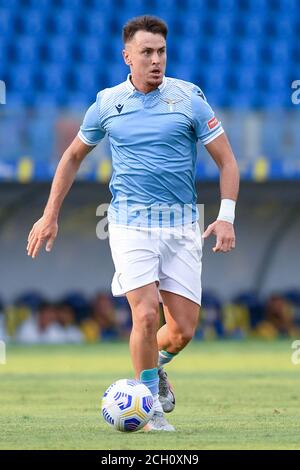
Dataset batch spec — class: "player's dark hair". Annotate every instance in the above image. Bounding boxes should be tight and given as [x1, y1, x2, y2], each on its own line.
[122, 15, 168, 44]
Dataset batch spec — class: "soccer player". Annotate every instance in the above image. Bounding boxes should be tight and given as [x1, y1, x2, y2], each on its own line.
[27, 15, 239, 431]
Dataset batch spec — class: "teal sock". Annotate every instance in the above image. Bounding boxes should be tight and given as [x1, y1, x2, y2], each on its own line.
[140, 368, 159, 396]
[158, 350, 178, 367]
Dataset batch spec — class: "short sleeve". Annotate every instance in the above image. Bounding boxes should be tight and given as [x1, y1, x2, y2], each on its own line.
[77, 92, 106, 146]
[191, 85, 224, 145]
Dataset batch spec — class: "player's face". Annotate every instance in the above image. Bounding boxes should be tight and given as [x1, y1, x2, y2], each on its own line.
[123, 31, 167, 89]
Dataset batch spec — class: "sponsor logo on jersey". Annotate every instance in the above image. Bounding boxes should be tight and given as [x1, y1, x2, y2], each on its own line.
[115, 104, 124, 114]
[207, 117, 218, 130]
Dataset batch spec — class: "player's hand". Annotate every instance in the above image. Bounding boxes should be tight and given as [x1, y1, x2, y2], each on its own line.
[202, 220, 235, 253]
[27, 214, 58, 259]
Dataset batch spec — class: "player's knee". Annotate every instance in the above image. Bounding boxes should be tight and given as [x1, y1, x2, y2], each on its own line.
[172, 329, 195, 350]
[134, 305, 159, 335]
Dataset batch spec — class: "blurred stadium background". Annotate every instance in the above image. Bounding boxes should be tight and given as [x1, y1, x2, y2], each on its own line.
[1, 0, 300, 345]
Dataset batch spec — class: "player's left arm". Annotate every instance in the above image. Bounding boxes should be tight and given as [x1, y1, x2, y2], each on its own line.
[202, 132, 240, 253]
[191, 85, 240, 252]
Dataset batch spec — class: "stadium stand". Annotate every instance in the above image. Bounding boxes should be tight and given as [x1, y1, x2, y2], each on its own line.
[0, 0, 299, 179]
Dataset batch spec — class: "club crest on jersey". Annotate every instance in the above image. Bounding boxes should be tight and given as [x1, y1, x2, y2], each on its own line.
[160, 98, 182, 112]
[115, 103, 124, 114]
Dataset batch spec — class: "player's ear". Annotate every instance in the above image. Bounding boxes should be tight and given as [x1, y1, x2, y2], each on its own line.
[122, 48, 131, 66]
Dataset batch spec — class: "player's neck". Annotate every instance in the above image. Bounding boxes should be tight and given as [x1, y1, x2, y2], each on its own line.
[129, 75, 161, 94]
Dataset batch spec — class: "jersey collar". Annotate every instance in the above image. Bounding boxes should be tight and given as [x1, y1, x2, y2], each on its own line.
[126, 74, 167, 94]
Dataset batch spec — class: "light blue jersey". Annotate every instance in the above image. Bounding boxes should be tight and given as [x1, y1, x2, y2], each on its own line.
[78, 74, 224, 227]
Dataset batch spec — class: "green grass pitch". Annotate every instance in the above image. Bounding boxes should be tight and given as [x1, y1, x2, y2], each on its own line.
[1, 340, 300, 450]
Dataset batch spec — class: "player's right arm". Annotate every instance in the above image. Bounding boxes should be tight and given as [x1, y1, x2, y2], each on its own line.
[27, 95, 106, 259]
[27, 137, 94, 259]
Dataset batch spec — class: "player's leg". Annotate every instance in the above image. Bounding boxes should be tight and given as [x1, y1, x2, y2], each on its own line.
[126, 282, 160, 378]
[126, 282, 175, 431]
[108, 223, 175, 430]
[156, 222, 202, 412]
[157, 290, 200, 412]
[157, 290, 200, 355]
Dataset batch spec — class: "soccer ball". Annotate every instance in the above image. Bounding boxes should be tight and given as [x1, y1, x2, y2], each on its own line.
[101, 379, 154, 432]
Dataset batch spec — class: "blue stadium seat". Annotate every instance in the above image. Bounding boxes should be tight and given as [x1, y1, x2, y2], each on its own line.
[152, 0, 181, 15]
[105, 36, 125, 62]
[1, 0, 298, 111]
[7, 64, 36, 94]
[70, 65, 100, 95]
[0, 38, 8, 64]
[202, 65, 229, 95]
[204, 14, 235, 39]
[293, 43, 300, 62]
[0, 8, 14, 36]
[266, 15, 296, 38]
[175, 39, 201, 66]
[206, 90, 227, 107]
[0, 58, 7, 80]
[171, 15, 206, 38]
[257, 90, 287, 108]
[105, 62, 130, 88]
[235, 15, 267, 37]
[262, 66, 289, 92]
[177, 0, 206, 12]
[167, 64, 194, 83]
[116, 0, 157, 12]
[4, 92, 27, 108]
[201, 90, 224, 108]
[80, 14, 110, 36]
[32, 91, 66, 108]
[52, 0, 86, 7]
[11, 36, 40, 64]
[226, 91, 254, 109]
[238, 0, 269, 11]
[163, 18, 180, 37]
[88, 0, 115, 10]
[38, 64, 68, 92]
[48, 9, 79, 35]
[0, 0, 19, 7]
[110, 13, 138, 35]
[228, 65, 258, 92]
[65, 92, 91, 109]
[75, 37, 104, 64]
[205, 0, 238, 10]
[21, 0, 53, 7]
[43, 36, 73, 64]
[270, 0, 299, 11]
[231, 39, 261, 66]
[206, 40, 229, 65]
[15, 9, 46, 35]
[165, 42, 177, 62]
[262, 40, 291, 65]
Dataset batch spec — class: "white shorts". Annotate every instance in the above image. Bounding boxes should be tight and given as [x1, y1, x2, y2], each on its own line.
[108, 222, 203, 306]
